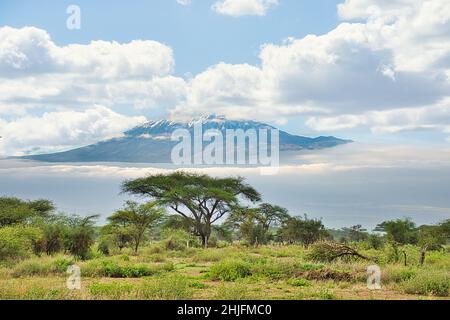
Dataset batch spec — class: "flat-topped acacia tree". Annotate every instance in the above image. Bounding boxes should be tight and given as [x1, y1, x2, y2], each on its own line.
[122, 172, 261, 247]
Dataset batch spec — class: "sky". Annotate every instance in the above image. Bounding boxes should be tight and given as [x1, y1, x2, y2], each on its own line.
[0, 1, 450, 228]
[1, 0, 450, 156]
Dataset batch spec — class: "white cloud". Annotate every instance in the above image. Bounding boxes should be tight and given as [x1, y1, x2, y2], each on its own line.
[0, 27, 174, 78]
[337, 0, 419, 20]
[306, 98, 450, 134]
[0, 26, 185, 112]
[177, 0, 191, 6]
[212, 0, 278, 17]
[0, 105, 146, 156]
[3, 0, 450, 156]
[172, 0, 450, 137]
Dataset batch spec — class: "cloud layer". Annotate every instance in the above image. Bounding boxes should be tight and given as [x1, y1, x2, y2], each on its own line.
[174, 0, 450, 138]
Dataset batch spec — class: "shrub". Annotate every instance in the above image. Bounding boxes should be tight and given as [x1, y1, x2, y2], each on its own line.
[288, 278, 311, 287]
[250, 260, 323, 280]
[366, 234, 385, 250]
[139, 274, 193, 300]
[209, 259, 252, 281]
[402, 272, 449, 297]
[82, 259, 174, 278]
[312, 288, 336, 300]
[192, 249, 224, 262]
[0, 226, 42, 261]
[65, 215, 98, 260]
[88, 282, 135, 299]
[32, 221, 67, 256]
[162, 229, 200, 251]
[98, 240, 110, 256]
[24, 287, 65, 300]
[12, 256, 74, 277]
[214, 282, 252, 300]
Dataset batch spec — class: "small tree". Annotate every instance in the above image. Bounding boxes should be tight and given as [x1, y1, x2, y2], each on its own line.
[417, 224, 446, 266]
[439, 219, 450, 242]
[227, 204, 289, 246]
[346, 225, 368, 242]
[65, 215, 98, 259]
[366, 234, 384, 250]
[280, 214, 329, 246]
[32, 216, 68, 256]
[108, 201, 165, 253]
[374, 218, 417, 262]
[0, 197, 55, 227]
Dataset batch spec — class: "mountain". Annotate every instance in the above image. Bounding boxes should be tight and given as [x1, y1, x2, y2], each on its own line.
[19, 115, 352, 163]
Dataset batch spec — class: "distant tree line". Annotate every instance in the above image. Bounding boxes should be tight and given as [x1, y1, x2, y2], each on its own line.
[0, 172, 449, 266]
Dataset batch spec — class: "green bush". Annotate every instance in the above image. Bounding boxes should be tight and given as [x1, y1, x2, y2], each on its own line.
[214, 282, 252, 300]
[12, 256, 74, 277]
[82, 259, 174, 278]
[24, 287, 65, 300]
[88, 282, 135, 299]
[0, 225, 42, 261]
[288, 278, 311, 287]
[139, 274, 193, 300]
[250, 260, 323, 280]
[162, 229, 200, 251]
[209, 259, 252, 281]
[402, 272, 449, 297]
[192, 249, 225, 262]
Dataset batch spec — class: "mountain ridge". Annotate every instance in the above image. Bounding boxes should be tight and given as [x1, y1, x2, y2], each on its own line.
[18, 115, 352, 163]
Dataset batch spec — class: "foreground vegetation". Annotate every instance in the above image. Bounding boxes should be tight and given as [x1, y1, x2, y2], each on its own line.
[0, 172, 449, 300]
[0, 244, 449, 300]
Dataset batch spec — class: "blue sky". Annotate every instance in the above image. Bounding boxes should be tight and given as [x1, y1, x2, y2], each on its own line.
[1, 0, 450, 156]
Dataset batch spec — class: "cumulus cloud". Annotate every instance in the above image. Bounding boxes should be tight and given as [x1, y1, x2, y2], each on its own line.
[171, 0, 450, 137]
[0, 105, 146, 156]
[0, 26, 186, 112]
[307, 99, 450, 133]
[212, 0, 279, 17]
[3, 0, 450, 157]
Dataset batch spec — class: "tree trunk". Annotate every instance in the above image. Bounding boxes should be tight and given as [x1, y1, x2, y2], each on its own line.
[203, 235, 208, 249]
[134, 234, 141, 253]
[402, 250, 407, 266]
[419, 246, 427, 266]
[392, 242, 399, 262]
[198, 222, 211, 249]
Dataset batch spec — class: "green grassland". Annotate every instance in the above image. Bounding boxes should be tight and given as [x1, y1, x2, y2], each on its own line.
[1, 243, 449, 300]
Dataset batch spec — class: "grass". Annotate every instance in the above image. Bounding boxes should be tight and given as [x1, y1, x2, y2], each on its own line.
[0, 244, 448, 300]
[402, 272, 449, 297]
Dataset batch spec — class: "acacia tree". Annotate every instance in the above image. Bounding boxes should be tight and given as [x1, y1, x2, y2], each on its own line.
[340, 225, 369, 243]
[65, 215, 98, 259]
[108, 201, 165, 253]
[0, 197, 55, 227]
[227, 204, 289, 245]
[279, 214, 329, 246]
[122, 172, 261, 247]
[417, 224, 447, 266]
[374, 218, 418, 262]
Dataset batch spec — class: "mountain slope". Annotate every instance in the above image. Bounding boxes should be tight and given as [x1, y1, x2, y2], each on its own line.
[20, 115, 352, 163]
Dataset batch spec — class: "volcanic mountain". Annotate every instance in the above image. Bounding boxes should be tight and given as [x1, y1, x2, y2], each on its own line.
[20, 115, 352, 163]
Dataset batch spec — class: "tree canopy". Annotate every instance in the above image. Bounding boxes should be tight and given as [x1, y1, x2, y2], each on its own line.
[122, 172, 261, 246]
[0, 197, 55, 227]
[107, 201, 165, 252]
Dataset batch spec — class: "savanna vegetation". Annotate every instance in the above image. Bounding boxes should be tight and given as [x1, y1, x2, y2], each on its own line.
[0, 172, 449, 300]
